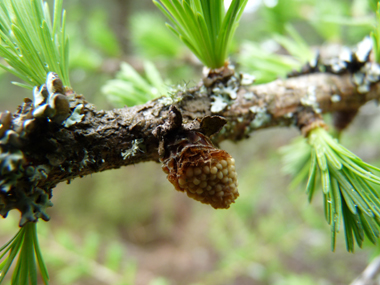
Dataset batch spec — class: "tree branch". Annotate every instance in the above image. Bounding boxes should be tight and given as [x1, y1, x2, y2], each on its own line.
[1, 69, 379, 224]
[27, 73, 380, 182]
[351, 257, 380, 285]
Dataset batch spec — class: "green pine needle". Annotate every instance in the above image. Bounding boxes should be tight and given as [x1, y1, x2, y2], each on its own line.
[153, 0, 248, 69]
[238, 41, 302, 83]
[239, 24, 314, 84]
[307, 127, 380, 252]
[273, 24, 314, 64]
[0, 223, 49, 285]
[0, 0, 70, 90]
[281, 128, 380, 252]
[280, 137, 312, 189]
[370, 0, 380, 12]
[102, 61, 169, 107]
[371, 1, 380, 63]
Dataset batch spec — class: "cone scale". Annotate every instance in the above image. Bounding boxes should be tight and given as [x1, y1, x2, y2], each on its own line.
[155, 106, 239, 209]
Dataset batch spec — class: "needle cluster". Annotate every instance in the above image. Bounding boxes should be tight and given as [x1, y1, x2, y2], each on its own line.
[0, 0, 69, 89]
[153, 0, 248, 69]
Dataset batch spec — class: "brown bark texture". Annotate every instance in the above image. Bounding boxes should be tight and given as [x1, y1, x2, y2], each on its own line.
[1, 53, 380, 225]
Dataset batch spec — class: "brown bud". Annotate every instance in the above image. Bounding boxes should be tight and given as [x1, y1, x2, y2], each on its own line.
[46, 72, 64, 95]
[202, 61, 235, 87]
[161, 131, 239, 209]
[50, 93, 70, 124]
[0, 111, 12, 138]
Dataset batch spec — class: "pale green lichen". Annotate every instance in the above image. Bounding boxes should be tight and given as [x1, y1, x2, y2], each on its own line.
[210, 75, 240, 113]
[243, 92, 255, 100]
[331, 94, 341, 102]
[79, 150, 96, 170]
[121, 139, 144, 160]
[211, 95, 229, 113]
[17, 188, 53, 226]
[64, 104, 84, 127]
[28, 165, 50, 182]
[300, 86, 321, 113]
[249, 106, 272, 129]
[240, 72, 256, 86]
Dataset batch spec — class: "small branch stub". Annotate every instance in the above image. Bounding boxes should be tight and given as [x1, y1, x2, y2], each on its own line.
[296, 107, 328, 137]
[154, 106, 239, 209]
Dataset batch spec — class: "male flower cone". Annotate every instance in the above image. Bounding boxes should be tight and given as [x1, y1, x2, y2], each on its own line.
[156, 106, 239, 209]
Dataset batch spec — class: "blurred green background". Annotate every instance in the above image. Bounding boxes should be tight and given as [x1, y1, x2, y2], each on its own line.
[1, 0, 380, 284]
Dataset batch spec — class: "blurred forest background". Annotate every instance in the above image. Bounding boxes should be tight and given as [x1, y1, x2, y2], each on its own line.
[1, 0, 380, 284]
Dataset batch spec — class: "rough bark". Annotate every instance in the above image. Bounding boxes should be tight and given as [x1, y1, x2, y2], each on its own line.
[1, 66, 380, 225]
[14, 73, 380, 186]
